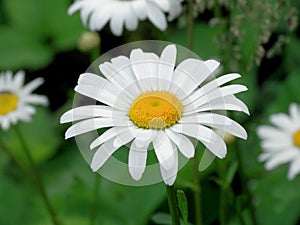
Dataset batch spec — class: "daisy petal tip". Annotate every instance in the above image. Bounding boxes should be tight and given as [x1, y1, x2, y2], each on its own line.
[205, 59, 220, 72]
[129, 169, 143, 181]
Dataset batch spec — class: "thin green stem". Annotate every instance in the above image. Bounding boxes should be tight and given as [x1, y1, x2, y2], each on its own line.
[90, 174, 100, 225]
[0, 136, 29, 176]
[235, 142, 259, 225]
[14, 126, 62, 225]
[192, 154, 202, 225]
[166, 185, 181, 225]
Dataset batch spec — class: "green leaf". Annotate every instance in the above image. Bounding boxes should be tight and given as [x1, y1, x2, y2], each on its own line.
[1, 0, 84, 70]
[176, 190, 188, 225]
[0, 26, 53, 70]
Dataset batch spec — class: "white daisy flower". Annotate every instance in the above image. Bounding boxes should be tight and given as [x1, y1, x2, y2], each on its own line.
[257, 103, 300, 180]
[60, 45, 248, 185]
[68, 0, 183, 36]
[0, 71, 48, 131]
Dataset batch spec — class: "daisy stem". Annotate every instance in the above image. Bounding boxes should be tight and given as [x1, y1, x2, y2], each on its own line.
[14, 126, 62, 225]
[166, 185, 181, 225]
[192, 152, 202, 225]
[0, 136, 29, 174]
[90, 174, 100, 225]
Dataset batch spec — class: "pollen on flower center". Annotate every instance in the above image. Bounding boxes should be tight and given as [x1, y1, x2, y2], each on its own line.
[128, 91, 183, 129]
[0, 92, 19, 115]
[293, 129, 300, 148]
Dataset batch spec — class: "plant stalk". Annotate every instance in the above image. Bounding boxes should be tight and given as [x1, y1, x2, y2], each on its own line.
[14, 126, 62, 225]
[166, 185, 181, 225]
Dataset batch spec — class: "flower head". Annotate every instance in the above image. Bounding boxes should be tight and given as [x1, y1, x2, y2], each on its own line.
[60, 44, 248, 185]
[257, 103, 300, 180]
[68, 0, 182, 36]
[0, 71, 48, 131]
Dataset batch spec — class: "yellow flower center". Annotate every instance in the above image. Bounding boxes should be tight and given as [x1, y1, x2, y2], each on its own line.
[0, 92, 19, 115]
[293, 130, 300, 148]
[128, 91, 183, 129]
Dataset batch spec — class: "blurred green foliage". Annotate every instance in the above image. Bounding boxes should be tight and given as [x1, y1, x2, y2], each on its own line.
[0, 0, 84, 70]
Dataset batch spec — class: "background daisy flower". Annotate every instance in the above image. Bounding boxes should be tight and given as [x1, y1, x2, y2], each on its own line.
[60, 44, 248, 185]
[68, 0, 183, 36]
[0, 71, 48, 131]
[257, 103, 300, 180]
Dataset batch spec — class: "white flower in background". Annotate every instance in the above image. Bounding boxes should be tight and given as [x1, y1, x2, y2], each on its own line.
[60, 45, 248, 185]
[68, 0, 183, 36]
[257, 103, 300, 180]
[0, 71, 48, 131]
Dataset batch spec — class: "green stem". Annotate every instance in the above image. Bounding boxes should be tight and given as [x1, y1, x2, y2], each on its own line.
[90, 174, 100, 225]
[166, 185, 181, 225]
[192, 154, 202, 225]
[0, 136, 29, 176]
[235, 142, 258, 225]
[14, 126, 62, 225]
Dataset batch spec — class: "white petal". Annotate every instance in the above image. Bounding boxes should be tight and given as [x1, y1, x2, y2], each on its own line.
[109, 5, 125, 36]
[151, 0, 170, 11]
[22, 78, 44, 94]
[60, 105, 125, 123]
[60, 105, 111, 123]
[153, 130, 175, 170]
[265, 150, 298, 170]
[113, 127, 136, 147]
[180, 113, 247, 140]
[24, 94, 48, 106]
[131, 0, 147, 20]
[261, 140, 293, 151]
[130, 49, 160, 91]
[184, 73, 242, 105]
[184, 85, 248, 112]
[65, 118, 129, 139]
[288, 157, 300, 180]
[289, 103, 300, 126]
[1, 118, 10, 131]
[75, 73, 130, 110]
[134, 129, 157, 148]
[257, 125, 290, 140]
[204, 59, 220, 73]
[165, 129, 195, 158]
[270, 113, 296, 132]
[13, 70, 25, 89]
[128, 140, 148, 180]
[146, 1, 167, 30]
[159, 142, 178, 186]
[170, 59, 212, 98]
[171, 124, 227, 158]
[99, 57, 140, 99]
[185, 95, 249, 115]
[68, 1, 85, 15]
[167, 0, 182, 21]
[124, 4, 139, 30]
[90, 127, 129, 149]
[89, 3, 112, 31]
[158, 45, 176, 90]
[91, 138, 119, 172]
